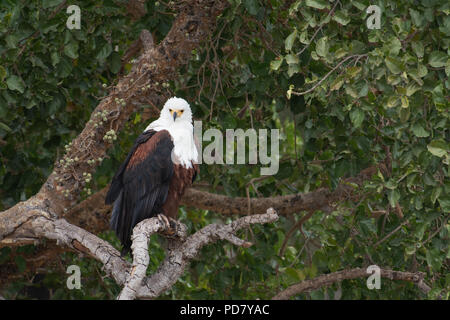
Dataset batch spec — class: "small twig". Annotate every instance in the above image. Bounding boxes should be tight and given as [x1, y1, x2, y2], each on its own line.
[421, 217, 448, 246]
[373, 220, 409, 248]
[291, 54, 368, 96]
[278, 210, 315, 257]
[296, 0, 340, 57]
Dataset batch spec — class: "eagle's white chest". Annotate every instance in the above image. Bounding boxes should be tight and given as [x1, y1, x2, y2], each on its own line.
[147, 120, 198, 168]
[168, 125, 198, 168]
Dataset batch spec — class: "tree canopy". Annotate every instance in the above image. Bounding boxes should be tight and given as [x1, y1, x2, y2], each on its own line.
[0, 0, 448, 300]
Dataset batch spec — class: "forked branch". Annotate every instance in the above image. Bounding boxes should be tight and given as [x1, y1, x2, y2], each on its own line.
[118, 208, 279, 300]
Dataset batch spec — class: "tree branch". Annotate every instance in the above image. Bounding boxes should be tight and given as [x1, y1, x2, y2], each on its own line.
[117, 216, 186, 300]
[134, 208, 279, 299]
[60, 164, 381, 236]
[272, 267, 430, 300]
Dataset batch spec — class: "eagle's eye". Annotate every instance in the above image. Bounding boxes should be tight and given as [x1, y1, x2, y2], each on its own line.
[179, 110, 184, 114]
[169, 109, 173, 112]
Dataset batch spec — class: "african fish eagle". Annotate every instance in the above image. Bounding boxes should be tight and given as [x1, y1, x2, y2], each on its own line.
[105, 97, 199, 255]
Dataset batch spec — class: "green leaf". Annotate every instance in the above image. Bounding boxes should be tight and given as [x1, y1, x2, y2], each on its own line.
[5, 35, 18, 49]
[64, 41, 79, 59]
[270, 57, 284, 71]
[388, 189, 400, 208]
[428, 51, 447, 68]
[400, 95, 409, 108]
[427, 140, 448, 158]
[96, 43, 113, 61]
[57, 58, 73, 78]
[0, 122, 12, 132]
[406, 82, 420, 96]
[0, 66, 6, 82]
[316, 36, 328, 57]
[417, 64, 428, 77]
[431, 187, 442, 205]
[345, 85, 358, 98]
[386, 95, 399, 108]
[438, 196, 450, 212]
[350, 108, 364, 128]
[286, 84, 295, 100]
[6, 75, 25, 93]
[411, 122, 429, 137]
[385, 179, 398, 190]
[399, 105, 410, 122]
[385, 37, 402, 56]
[352, 1, 366, 11]
[333, 10, 351, 26]
[426, 248, 443, 271]
[409, 8, 424, 27]
[287, 63, 300, 77]
[243, 0, 259, 16]
[51, 52, 60, 67]
[305, 0, 329, 10]
[285, 29, 297, 52]
[411, 41, 424, 58]
[285, 54, 299, 65]
[405, 246, 416, 255]
[385, 56, 402, 74]
[346, 66, 361, 78]
[330, 76, 344, 91]
[299, 30, 309, 45]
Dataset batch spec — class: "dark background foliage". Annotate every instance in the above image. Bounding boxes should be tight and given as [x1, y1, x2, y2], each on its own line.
[0, 0, 448, 299]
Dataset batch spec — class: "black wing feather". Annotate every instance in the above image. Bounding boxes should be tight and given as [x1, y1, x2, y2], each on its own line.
[105, 130, 174, 254]
[105, 130, 158, 204]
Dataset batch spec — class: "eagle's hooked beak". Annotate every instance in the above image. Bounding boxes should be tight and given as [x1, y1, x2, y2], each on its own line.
[170, 109, 183, 121]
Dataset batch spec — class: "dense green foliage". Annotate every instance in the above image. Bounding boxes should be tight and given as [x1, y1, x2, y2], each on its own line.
[0, 0, 448, 299]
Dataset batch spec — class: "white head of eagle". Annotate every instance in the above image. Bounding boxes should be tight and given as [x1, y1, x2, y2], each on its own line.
[105, 97, 199, 255]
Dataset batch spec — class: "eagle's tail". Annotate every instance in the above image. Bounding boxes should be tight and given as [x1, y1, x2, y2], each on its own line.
[110, 190, 132, 255]
[110, 190, 122, 233]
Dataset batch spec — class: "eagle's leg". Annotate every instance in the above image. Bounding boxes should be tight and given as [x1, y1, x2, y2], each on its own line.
[157, 214, 178, 238]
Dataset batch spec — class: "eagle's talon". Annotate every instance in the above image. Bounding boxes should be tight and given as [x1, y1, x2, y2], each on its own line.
[157, 214, 171, 231]
[157, 215, 179, 238]
[168, 217, 178, 231]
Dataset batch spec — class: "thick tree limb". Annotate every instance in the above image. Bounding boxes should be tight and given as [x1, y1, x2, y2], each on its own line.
[272, 267, 430, 300]
[59, 164, 381, 236]
[182, 166, 381, 215]
[2, 210, 130, 286]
